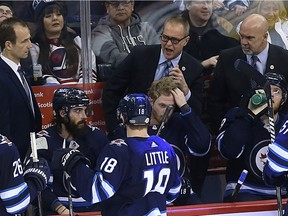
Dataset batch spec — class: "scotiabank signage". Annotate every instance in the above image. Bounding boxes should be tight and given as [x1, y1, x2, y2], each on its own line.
[32, 83, 106, 131]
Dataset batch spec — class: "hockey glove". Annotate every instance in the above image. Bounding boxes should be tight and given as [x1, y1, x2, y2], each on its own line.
[180, 177, 193, 196]
[263, 165, 288, 187]
[51, 148, 91, 175]
[23, 157, 50, 191]
[239, 88, 267, 119]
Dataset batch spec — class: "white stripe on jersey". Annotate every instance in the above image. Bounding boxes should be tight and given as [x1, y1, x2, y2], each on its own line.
[58, 196, 86, 203]
[0, 182, 28, 200]
[168, 183, 181, 195]
[145, 208, 166, 216]
[226, 182, 286, 196]
[268, 143, 288, 172]
[6, 194, 30, 214]
[92, 173, 115, 203]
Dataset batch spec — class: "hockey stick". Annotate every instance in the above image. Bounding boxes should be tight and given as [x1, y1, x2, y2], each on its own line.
[235, 59, 282, 216]
[156, 105, 174, 136]
[30, 132, 43, 216]
[62, 139, 74, 216]
[230, 169, 248, 201]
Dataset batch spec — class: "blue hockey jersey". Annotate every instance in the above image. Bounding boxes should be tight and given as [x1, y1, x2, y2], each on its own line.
[36, 125, 108, 212]
[70, 135, 181, 216]
[217, 107, 288, 199]
[149, 111, 211, 178]
[265, 119, 288, 183]
[0, 134, 38, 215]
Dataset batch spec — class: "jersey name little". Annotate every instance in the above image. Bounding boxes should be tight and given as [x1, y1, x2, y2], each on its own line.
[145, 151, 169, 166]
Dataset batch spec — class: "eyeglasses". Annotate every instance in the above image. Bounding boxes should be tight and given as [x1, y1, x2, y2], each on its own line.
[108, 1, 131, 8]
[0, 8, 13, 16]
[160, 34, 188, 45]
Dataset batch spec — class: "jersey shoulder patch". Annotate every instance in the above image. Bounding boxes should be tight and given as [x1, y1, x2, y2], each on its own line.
[110, 139, 128, 147]
[0, 134, 12, 145]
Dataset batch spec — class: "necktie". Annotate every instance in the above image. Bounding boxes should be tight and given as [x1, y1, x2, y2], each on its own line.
[17, 66, 34, 115]
[250, 56, 260, 88]
[162, 60, 173, 78]
[17, 66, 31, 99]
[251, 55, 259, 71]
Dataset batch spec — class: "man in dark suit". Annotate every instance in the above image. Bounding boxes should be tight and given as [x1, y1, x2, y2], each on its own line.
[208, 14, 288, 132]
[102, 15, 204, 138]
[0, 17, 42, 161]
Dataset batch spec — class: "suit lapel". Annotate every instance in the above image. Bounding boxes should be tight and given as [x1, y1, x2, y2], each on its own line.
[0, 59, 34, 115]
[266, 45, 276, 73]
[147, 45, 162, 81]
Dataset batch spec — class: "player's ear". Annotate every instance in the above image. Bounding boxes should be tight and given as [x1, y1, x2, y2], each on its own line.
[148, 97, 154, 106]
[59, 109, 67, 118]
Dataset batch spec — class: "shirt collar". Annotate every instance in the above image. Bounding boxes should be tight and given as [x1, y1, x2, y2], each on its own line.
[248, 43, 269, 64]
[159, 49, 182, 66]
[0, 54, 20, 72]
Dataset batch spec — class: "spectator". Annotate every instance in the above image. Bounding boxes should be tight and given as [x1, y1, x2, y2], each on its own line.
[256, 0, 288, 49]
[91, 0, 159, 69]
[147, 76, 211, 204]
[0, 2, 13, 24]
[181, 0, 239, 195]
[213, 0, 250, 16]
[102, 15, 204, 139]
[0, 134, 50, 215]
[217, 73, 288, 202]
[0, 17, 42, 161]
[36, 87, 109, 214]
[51, 93, 181, 216]
[182, 0, 239, 73]
[208, 14, 288, 132]
[30, 0, 97, 85]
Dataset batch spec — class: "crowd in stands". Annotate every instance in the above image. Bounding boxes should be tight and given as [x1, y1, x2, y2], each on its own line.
[2, 0, 288, 215]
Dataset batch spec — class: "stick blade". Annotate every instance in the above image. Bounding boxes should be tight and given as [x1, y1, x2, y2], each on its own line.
[234, 59, 266, 87]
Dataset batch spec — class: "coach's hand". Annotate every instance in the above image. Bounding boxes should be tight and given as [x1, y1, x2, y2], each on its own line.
[23, 157, 50, 191]
[51, 148, 90, 175]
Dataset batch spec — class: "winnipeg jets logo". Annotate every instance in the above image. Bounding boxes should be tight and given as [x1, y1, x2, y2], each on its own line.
[110, 139, 127, 146]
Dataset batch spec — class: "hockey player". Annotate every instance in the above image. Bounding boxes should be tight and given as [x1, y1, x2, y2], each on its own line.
[51, 93, 181, 216]
[147, 76, 211, 204]
[217, 73, 288, 202]
[0, 134, 50, 215]
[35, 87, 109, 214]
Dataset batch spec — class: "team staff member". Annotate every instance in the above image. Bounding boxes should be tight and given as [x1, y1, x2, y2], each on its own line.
[51, 94, 181, 216]
[0, 134, 50, 215]
[0, 17, 42, 161]
[102, 15, 204, 139]
[208, 14, 288, 132]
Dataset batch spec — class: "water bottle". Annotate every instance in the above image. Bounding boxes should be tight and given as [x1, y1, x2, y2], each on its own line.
[251, 93, 267, 106]
[33, 64, 42, 82]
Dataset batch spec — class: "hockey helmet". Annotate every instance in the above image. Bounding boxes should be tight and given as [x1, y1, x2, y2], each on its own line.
[53, 87, 90, 117]
[117, 93, 151, 126]
[265, 73, 288, 101]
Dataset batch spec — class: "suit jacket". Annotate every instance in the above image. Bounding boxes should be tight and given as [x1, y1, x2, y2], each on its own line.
[0, 58, 42, 160]
[103, 45, 204, 133]
[208, 44, 288, 130]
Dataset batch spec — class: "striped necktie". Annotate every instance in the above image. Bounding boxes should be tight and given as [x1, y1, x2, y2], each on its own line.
[162, 60, 173, 78]
[251, 55, 259, 71]
[17, 66, 34, 115]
